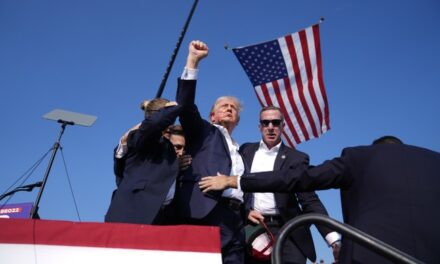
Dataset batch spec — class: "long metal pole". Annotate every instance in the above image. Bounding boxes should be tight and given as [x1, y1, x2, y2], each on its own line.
[30, 121, 71, 219]
[155, 0, 199, 98]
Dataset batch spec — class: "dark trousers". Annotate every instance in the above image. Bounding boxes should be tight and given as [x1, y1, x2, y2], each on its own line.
[183, 198, 246, 264]
[245, 217, 307, 264]
[152, 202, 179, 225]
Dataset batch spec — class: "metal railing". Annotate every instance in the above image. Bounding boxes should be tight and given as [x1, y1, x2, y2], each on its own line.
[272, 213, 423, 264]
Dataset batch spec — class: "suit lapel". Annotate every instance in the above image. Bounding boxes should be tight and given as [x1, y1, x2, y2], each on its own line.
[274, 143, 288, 171]
[244, 143, 259, 169]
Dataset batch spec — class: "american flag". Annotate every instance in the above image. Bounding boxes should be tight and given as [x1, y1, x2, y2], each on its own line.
[232, 24, 330, 147]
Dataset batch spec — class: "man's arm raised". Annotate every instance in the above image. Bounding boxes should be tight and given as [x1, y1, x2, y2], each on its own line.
[185, 40, 208, 70]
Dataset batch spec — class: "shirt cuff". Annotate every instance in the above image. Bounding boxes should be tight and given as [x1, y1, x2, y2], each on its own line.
[325, 232, 341, 246]
[236, 175, 242, 191]
[181, 67, 198, 80]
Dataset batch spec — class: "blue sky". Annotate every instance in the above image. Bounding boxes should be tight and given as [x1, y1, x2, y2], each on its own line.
[1, 0, 439, 262]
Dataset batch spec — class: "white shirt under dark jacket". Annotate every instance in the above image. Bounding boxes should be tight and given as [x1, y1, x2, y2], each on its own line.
[214, 124, 244, 202]
[250, 141, 281, 215]
[250, 140, 340, 246]
[182, 68, 244, 202]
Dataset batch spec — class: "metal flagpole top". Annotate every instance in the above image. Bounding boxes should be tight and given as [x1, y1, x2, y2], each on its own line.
[43, 109, 97, 127]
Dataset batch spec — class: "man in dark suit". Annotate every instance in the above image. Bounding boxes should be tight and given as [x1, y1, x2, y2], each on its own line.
[176, 40, 246, 264]
[199, 136, 440, 263]
[112, 122, 190, 188]
[105, 97, 185, 225]
[241, 106, 340, 264]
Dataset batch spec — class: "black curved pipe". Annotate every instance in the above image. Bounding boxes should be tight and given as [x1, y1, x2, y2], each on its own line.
[272, 213, 423, 264]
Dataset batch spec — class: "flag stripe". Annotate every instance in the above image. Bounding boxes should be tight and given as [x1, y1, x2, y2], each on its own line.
[271, 80, 301, 144]
[260, 83, 274, 107]
[299, 29, 324, 133]
[291, 32, 322, 138]
[281, 131, 295, 148]
[283, 77, 309, 144]
[256, 82, 298, 146]
[313, 25, 330, 130]
[289, 34, 320, 140]
[305, 26, 327, 133]
[284, 34, 319, 138]
[253, 87, 265, 107]
[279, 36, 313, 141]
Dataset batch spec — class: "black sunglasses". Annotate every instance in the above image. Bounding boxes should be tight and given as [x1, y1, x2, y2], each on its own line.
[260, 119, 283, 127]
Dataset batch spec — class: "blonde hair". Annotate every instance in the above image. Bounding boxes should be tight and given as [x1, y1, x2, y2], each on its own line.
[140, 98, 170, 118]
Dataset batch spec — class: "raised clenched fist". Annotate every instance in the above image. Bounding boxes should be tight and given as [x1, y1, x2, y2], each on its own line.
[186, 40, 209, 69]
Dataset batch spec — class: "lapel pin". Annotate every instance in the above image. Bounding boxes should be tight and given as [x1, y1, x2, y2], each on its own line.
[281, 155, 286, 159]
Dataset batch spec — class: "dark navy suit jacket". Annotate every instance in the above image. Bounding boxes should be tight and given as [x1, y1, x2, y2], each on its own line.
[176, 78, 233, 219]
[241, 143, 440, 263]
[105, 105, 181, 224]
[240, 142, 334, 262]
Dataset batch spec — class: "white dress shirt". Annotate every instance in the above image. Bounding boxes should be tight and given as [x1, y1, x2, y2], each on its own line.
[181, 68, 244, 202]
[214, 124, 244, 202]
[251, 141, 282, 215]
[251, 140, 340, 246]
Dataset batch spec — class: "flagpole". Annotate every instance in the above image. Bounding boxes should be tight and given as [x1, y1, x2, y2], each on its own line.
[155, 0, 199, 98]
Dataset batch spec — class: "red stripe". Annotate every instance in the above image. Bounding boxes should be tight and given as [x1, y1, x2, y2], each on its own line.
[299, 29, 324, 134]
[284, 35, 319, 138]
[282, 131, 295, 147]
[0, 219, 221, 253]
[313, 24, 330, 130]
[260, 83, 274, 106]
[271, 80, 301, 144]
[282, 77, 310, 141]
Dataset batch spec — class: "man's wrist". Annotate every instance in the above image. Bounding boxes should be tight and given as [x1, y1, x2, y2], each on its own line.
[185, 56, 199, 70]
[181, 67, 198, 80]
[227, 176, 237, 189]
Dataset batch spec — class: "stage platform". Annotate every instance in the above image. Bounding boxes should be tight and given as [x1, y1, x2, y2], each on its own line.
[0, 218, 222, 264]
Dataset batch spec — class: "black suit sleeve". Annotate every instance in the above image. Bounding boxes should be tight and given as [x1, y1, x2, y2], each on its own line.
[130, 105, 182, 153]
[296, 191, 334, 238]
[241, 152, 350, 193]
[176, 78, 209, 145]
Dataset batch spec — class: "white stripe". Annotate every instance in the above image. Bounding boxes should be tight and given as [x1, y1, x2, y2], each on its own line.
[278, 36, 313, 139]
[254, 85, 268, 107]
[266, 82, 298, 145]
[0, 244, 222, 264]
[275, 79, 306, 142]
[306, 27, 329, 132]
[264, 82, 279, 108]
[281, 133, 300, 147]
[312, 67, 328, 133]
[305, 26, 327, 134]
[292, 31, 322, 136]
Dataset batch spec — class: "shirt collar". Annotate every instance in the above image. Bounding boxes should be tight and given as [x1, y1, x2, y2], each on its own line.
[259, 140, 282, 152]
[214, 124, 239, 149]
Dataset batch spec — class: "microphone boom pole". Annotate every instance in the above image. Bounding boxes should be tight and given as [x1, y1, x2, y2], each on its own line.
[155, 0, 199, 98]
[30, 121, 70, 219]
